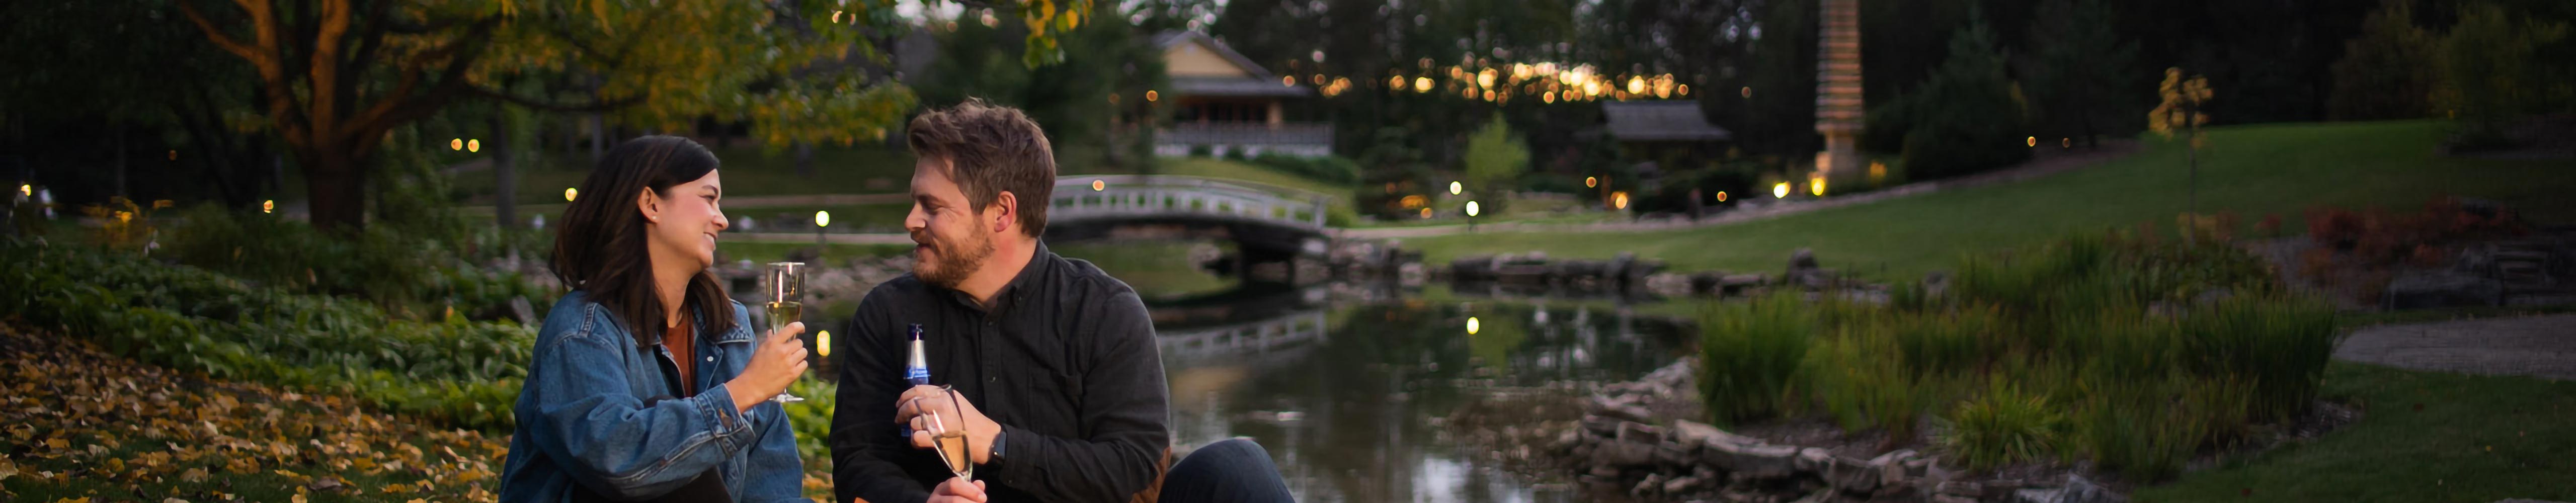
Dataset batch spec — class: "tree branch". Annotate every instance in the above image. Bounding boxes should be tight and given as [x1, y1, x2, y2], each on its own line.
[178, 1, 257, 60]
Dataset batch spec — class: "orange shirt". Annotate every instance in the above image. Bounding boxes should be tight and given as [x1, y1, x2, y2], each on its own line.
[661, 314, 695, 396]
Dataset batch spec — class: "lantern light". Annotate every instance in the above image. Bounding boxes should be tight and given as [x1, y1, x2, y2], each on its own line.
[1774, 182, 1791, 199]
[1584, 177, 1598, 188]
[468, 139, 481, 152]
[1146, 90, 1158, 102]
[1466, 316, 1481, 335]
[1091, 179, 1106, 191]
[815, 210, 831, 227]
[817, 330, 832, 357]
[564, 188, 579, 202]
[1716, 191, 1729, 202]
[1612, 191, 1630, 210]
[1811, 176, 1827, 196]
[1448, 181, 1463, 195]
[451, 138, 464, 150]
[261, 200, 275, 214]
[2026, 136, 2037, 147]
[1465, 201, 1481, 217]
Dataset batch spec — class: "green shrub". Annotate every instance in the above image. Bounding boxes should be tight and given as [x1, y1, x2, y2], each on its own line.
[1721, 230, 2338, 480]
[1248, 152, 1362, 185]
[1187, 144, 1213, 157]
[1937, 379, 2067, 471]
[0, 239, 534, 431]
[162, 204, 552, 321]
[1697, 294, 1821, 425]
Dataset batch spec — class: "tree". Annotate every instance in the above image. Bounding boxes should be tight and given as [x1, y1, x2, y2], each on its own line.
[178, 0, 1093, 230]
[1889, 8, 2028, 181]
[2021, 0, 2137, 147]
[2148, 67, 2212, 214]
[1463, 112, 1528, 213]
[2434, 3, 2572, 137]
[2327, 0, 2439, 121]
[920, 1, 1163, 172]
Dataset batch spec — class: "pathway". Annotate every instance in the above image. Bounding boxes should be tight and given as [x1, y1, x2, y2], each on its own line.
[2333, 314, 2576, 380]
[1335, 140, 2143, 239]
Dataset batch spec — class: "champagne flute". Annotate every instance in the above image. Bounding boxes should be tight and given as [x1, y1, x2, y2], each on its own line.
[922, 389, 974, 480]
[764, 262, 808, 403]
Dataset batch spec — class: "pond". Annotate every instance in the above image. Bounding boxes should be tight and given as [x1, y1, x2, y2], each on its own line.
[1157, 285, 1694, 503]
[770, 243, 1698, 502]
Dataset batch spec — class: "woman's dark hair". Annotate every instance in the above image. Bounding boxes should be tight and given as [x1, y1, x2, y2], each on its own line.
[550, 135, 737, 347]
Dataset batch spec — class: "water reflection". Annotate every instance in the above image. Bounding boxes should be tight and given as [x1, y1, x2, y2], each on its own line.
[1158, 286, 1690, 503]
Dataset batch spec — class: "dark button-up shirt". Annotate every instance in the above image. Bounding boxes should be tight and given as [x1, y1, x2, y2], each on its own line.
[831, 243, 1170, 503]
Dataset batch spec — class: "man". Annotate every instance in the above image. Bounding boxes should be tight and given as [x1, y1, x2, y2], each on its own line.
[831, 101, 1171, 503]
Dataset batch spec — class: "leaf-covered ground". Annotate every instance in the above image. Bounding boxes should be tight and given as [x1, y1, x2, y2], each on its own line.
[0, 314, 850, 503]
[0, 323, 504, 502]
[0, 322, 841, 502]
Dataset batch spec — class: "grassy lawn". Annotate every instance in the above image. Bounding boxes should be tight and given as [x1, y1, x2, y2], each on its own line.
[2134, 362, 2576, 502]
[1052, 240, 1238, 300]
[1068, 157, 1355, 199]
[1400, 121, 2576, 281]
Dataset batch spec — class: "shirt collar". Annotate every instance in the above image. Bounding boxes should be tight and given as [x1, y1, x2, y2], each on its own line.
[944, 241, 1055, 314]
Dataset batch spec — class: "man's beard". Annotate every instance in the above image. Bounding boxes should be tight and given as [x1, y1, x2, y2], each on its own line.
[913, 227, 994, 290]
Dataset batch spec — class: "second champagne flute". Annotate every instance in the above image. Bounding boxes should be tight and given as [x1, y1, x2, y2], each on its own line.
[764, 261, 807, 403]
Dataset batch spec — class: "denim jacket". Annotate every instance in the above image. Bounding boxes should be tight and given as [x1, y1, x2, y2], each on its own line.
[499, 291, 808, 503]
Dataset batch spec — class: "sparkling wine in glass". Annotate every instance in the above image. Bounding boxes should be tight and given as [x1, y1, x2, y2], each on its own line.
[923, 396, 974, 480]
[764, 262, 808, 404]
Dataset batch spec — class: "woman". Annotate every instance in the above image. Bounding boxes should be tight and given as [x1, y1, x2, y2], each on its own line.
[500, 135, 812, 503]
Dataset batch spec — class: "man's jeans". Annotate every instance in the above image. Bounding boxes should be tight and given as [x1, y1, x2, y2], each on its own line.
[1158, 439, 1296, 503]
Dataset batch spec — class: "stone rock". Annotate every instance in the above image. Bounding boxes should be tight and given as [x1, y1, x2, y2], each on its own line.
[1870, 449, 1917, 488]
[1671, 420, 1759, 449]
[1646, 273, 1696, 297]
[1551, 428, 1582, 453]
[1581, 416, 1624, 436]
[1709, 442, 1800, 480]
[1828, 455, 1879, 493]
[2015, 474, 2123, 503]
[1589, 466, 1623, 479]
[1936, 481, 1985, 497]
[1664, 475, 1707, 494]
[1617, 422, 1667, 445]
[1657, 442, 1699, 467]
[1933, 496, 1980, 503]
[1598, 439, 1659, 467]
[1789, 248, 1819, 271]
[1633, 473, 1665, 498]
[1795, 447, 1835, 474]
[2384, 271, 2505, 309]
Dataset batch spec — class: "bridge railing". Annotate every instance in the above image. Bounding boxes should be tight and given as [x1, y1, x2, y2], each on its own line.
[1052, 175, 1329, 231]
[1157, 311, 1329, 363]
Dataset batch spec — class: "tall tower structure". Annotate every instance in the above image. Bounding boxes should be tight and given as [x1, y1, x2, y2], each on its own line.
[1814, 0, 1865, 189]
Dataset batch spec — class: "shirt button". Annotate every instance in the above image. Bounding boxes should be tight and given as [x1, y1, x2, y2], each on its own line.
[989, 377, 998, 383]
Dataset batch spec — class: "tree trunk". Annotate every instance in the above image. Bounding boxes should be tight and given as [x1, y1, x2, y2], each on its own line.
[590, 113, 606, 163]
[305, 148, 367, 231]
[492, 114, 518, 229]
[795, 141, 815, 179]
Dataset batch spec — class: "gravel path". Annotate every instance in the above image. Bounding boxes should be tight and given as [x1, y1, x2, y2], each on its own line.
[2333, 314, 2576, 380]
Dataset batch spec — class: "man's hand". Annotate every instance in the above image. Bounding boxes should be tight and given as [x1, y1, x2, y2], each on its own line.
[927, 477, 987, 503]
[895, 385, 1000, 464]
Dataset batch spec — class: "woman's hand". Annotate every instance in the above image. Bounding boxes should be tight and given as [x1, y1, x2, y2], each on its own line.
[726, 321, 808, 412]
[926, 477, 987, 503]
